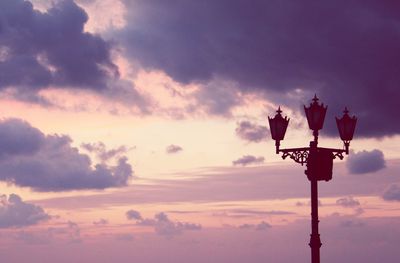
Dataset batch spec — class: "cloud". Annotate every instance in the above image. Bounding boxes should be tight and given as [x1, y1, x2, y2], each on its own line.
[235, 121, 268, 143]
[81, 142, 131, 162]
[43, 220, 85, 244]
[336, 196, 360, 207]
[118, 0, 400, 137]
[0, 118, 45, 158]
[0, 0, 149, 111]
[232, 155, 264, 166]
[15, 230, 52, 245]
[166, 144, 183, 154]
[256, 221, 272, 231]
[126, 210, 143, 221]
[0, 0, 117, 92]
[66, 221, 81, 243]
[127, 210, 201, 238]
[0, 194, 50, 228]
[192, 79, 242, 116]
[153, 212, 202, 237]
[0, 118, 134, 191]
[346, 150, 386, 174]
[93, 218, 108, 225]
[239, 221, 271, 231]
[382, 184, 400, 201]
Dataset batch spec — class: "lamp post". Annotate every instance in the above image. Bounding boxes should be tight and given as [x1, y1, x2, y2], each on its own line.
[268, 95, 357, 263]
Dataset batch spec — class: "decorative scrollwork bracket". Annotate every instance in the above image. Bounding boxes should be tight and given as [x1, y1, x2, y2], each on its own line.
[279, 147, 310, 165]
[278, 147, 346, 166]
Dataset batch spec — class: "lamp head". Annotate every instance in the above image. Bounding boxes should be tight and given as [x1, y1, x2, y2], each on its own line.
[336, 107, 357, 143]
[304, 94, 327, 132]
[268, 107, 290, 153]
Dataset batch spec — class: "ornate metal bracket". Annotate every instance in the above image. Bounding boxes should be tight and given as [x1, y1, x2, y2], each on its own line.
[278, 147, 346, 166]
[319, 147, 346, 160]
[279, 147, 310, 165]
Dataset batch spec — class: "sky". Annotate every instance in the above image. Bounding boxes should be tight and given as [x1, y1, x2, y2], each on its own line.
[0, 0, 400, 262]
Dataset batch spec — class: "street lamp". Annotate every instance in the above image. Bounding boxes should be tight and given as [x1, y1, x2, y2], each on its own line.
[268, 95, 357, 263]
[336, 107, 357, 154]
[268, 107, 289, 154]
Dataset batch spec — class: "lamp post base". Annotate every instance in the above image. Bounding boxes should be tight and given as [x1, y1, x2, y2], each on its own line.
[309, 234, 322, 263]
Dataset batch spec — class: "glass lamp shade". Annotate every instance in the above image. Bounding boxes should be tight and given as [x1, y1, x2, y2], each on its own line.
[336, 107, 357, 142]
[304, 95, 327, 131]
[268, 107, 289, 141]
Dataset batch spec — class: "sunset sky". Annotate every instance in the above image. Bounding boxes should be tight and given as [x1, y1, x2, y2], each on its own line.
[0, 1, 399, 262]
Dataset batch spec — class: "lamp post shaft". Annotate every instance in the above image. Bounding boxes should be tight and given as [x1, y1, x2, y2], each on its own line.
[310, 179, 321, 263]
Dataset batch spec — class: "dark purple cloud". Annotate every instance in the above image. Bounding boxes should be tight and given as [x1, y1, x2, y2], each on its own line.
[0, 194, 50, 228]
[382, 184, 400, 201]
[0, 0, 119, 99]
[232, 155, 264, 166]
[0, 118, 133, 191]
[119, 0, 400, 137]
[1, 0, 117, 87]
[192, 81, 242, 116]
[166, 144, 183, 154]
[346, 149, 386, 174]
[0, 118, 44, 157]
[235, 121, 268, 143]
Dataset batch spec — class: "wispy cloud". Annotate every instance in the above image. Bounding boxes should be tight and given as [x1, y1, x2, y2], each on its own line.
[336, 196, 360, 207]
[232, 155, 264, 166]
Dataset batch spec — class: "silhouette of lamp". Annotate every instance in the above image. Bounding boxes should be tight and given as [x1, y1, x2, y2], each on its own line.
[268, 107, 289, 154]
[336, 107, 357, 154]
[304, 94, 327, 140]
[267, 95, 357, 263]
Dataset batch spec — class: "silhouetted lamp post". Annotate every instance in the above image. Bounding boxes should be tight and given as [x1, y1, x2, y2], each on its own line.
[268, 95, 357, 263]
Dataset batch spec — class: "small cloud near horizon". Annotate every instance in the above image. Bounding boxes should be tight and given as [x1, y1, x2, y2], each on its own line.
[166, 144, 183, 154]
[233, 155, 264, 166]
[126, 210, 201, 238]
